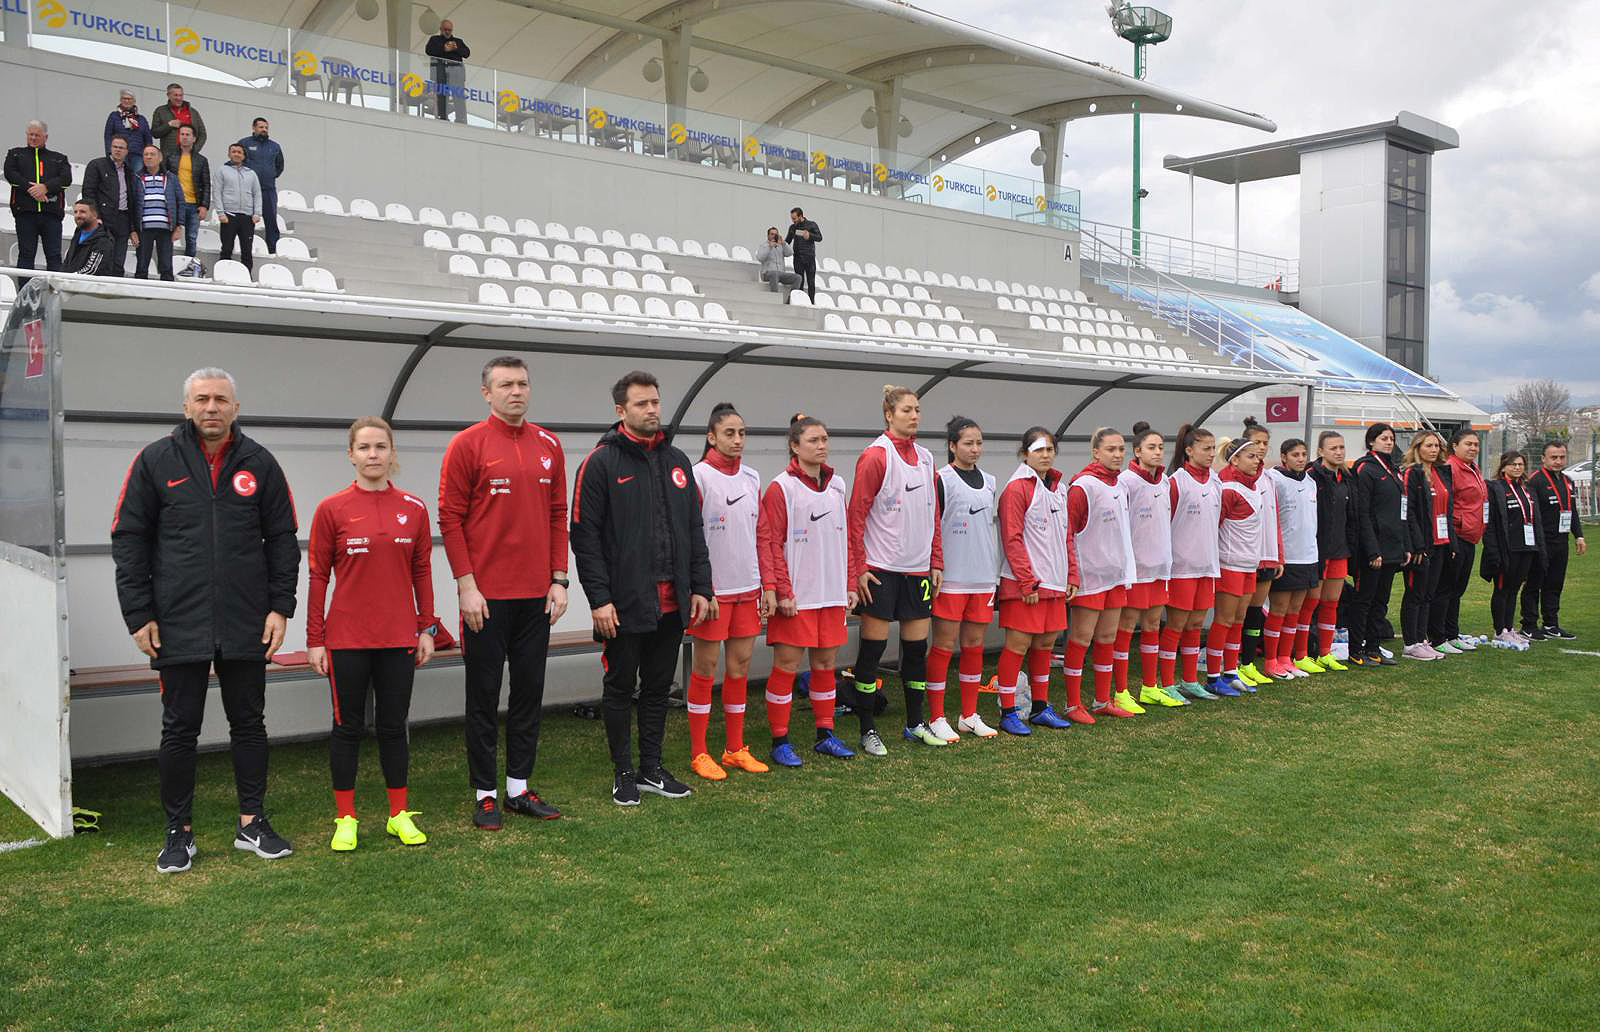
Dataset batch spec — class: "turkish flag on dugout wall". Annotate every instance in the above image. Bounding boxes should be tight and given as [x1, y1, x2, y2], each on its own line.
[1264, 395, 1300, 423]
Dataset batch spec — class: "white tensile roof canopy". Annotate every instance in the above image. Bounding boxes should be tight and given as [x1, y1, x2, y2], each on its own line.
[216, 0, 1274, 169]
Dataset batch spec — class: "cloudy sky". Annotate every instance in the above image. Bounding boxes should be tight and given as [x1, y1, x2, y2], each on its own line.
[917, 0, 1600, 410]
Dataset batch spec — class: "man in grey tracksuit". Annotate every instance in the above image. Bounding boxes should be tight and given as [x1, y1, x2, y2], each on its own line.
[756, 226, 800, 300]
[214, 143, 262, 271]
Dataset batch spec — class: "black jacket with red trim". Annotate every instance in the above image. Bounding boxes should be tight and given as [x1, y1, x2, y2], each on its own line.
[571, 423, 712, 637]
[111, 421, 300, 668]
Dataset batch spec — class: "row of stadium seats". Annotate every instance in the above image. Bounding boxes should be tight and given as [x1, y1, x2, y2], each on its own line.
[0, 207, 298, 243]
[813, 274, 938, 302]
[819, 312, 993, 346]
[211, 259, 341, 293]
[1029, 315, 1161, 342]
[788, 292, 966, 323]
[1063, 336, 1189, 362]
[474, 283, 734, 324]
[1002, 296, 1125, 322]
[445, 256, 699, 296]
[423, 231, 668, 271]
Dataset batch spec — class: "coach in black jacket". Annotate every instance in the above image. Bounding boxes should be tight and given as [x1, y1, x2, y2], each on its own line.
[572, 370, 713, 804]
[111, 368, 300, 871]
[1345, 423, 1408, 665]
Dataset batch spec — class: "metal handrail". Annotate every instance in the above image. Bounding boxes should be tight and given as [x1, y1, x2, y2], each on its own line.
[1079, 218, 1299, 292]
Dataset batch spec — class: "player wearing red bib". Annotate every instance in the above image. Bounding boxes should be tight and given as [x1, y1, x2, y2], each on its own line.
[685, 403, 770, 780]
[993, 427, 1078, 736]
[757, 414, 860, 766]
[1161, 424, 1222, 701]
[1062, 428, 1139, 723]
[928, 416, 1001, 741]
[307, 418, 437, 852]
[1117, 422, 1185, 708]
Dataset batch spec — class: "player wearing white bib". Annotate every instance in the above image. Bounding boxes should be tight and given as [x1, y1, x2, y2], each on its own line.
[684, 403, 771, 781]
[927, 416, 1001, 741]
[1207, 436, 1272, 698]
[1235, 418, 1281, 689]
[845, 386, 945, 756]
[1061, 428, 1139, 724]
[1263, 439, 1322, 680]
[1116, 422, 1185, 709]
[1162, 424, 1222, 701]
[757, 414, 860, 767]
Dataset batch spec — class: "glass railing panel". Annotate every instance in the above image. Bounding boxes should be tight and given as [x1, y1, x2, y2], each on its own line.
[166, 6, 289, 92]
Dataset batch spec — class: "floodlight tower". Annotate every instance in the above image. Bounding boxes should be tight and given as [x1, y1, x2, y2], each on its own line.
[1109, 4, 1172, 260]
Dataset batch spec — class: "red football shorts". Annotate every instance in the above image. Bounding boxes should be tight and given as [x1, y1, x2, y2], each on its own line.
[998, 596, 1068, 634]
[766, 605, 848, 648]
[1166, 576, 1216, 612]
[1125, 579, 1168, 610]
[687, 596, 762, 642]
[1216, 568, 1255, 597]
[932, 590, 995, 624]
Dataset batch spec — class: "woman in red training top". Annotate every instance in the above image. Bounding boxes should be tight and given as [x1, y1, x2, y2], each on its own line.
[1116, 422, 1184, 708]
[756, 414, 860, 768]
[685, 402, 770, 781]
[1061, 427, 1139, 724]
[1207, 436, 1273, 697]
[1398, 430, 1456, 661]
[307, 418, 437, 852]
[1162, 424, 1222, 701]
[1439, 429, 1487, 651]
[993, 426, 1078, 737]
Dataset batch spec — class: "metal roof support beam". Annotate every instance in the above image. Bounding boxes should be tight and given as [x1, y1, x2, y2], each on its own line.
[661, 25, 692, 122]
[1041, 121, 1064, 191]
[666, 342, 763, 437]
[1054, 373, 1143, 440]
[875, 78, 903, 155]
[382, 321, 466, 422]
[1190, 382, 1269, 428]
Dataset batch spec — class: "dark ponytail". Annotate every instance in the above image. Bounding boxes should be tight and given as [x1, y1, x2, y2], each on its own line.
[946, 414, 980, 464]
[703, 401, 740, 458]
[788, 411, 826, 459]
[1242, 415, 1268, 443]
[1168, 423, 1213, 474]
[1129, 420, 1161, 451]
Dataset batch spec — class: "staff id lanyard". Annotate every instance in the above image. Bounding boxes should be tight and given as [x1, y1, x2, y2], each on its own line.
[1543, 469, 1572, 535]
[1510, 482, 1535, 547]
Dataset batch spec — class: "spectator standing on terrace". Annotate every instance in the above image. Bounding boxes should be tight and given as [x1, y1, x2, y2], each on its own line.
[81, 138, 139, 276]
[425, 21, 471, 124]
[103, 90, 153, 160]
[756, 226, 801, 299]
[62, 200, 115, 276]
[151, 83, 207, 161]
[784, 207, 822, 302]
[237, 118, 284, 255]
[167, 126, 209, 260]
[133, 146, 178, 282]
[215, 144, 262, 272]
[4, 119, 72, 282]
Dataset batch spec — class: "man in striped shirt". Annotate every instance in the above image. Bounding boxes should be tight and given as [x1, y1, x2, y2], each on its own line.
[133, 146, 177, 281]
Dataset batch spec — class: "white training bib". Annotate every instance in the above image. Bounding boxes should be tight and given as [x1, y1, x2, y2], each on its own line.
[998, 464, 1071, 593]
[1118, 467, 1173, 584]
[1257, 473, 1282, 564]
[1071, 472, 1137, 596]
[861, 434, 937, 573]
[1218, 480, 1265, 573]
[776, 471, 849, 610]
[1266, 467, 1319, 565]
[937, 465, 1000, 593]
[1169, 466, 1222, 579]
[694, 460, 762, 596]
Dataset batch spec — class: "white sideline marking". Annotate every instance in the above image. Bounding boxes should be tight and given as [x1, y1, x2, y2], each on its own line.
[1558, 648, 1600, 657]
[0, 838, 44, 854]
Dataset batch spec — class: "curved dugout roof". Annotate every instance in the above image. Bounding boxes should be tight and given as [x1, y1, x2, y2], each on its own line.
[202, 0, 1275, 161]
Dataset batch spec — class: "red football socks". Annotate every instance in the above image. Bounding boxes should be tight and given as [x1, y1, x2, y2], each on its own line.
[334, 789, 356, 819]
[1225, 621, 1243, 674]
[1062, 640, 1089, 709]
[722, 675, 748, 752]
[996, 647, 1024, 710]
[1295, 595, 1319, 659]
[1206, 620, 1230, 678]
[1158, 626, 1180, 687]
[958, 647, 985, 718]
[1027, 648, 1052, 709]
[1092, 641, 1114, 705]
[687, 672, 715, 756]
[765, 668, 795, 739]
[1317, 599, 1340, 656]
[386, 786, 407, 817]
[1181, 627, 1203, 683]
[809, 667, 836, 731]
[1112, 627, 1133, 695]
[925, 645, 952, 722]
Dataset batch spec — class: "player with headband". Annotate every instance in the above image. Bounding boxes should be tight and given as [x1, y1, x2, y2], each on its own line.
[1116, 422, 1185, 707]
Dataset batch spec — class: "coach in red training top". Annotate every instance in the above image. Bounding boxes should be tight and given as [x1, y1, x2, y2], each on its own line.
[438, 356, 569, 830]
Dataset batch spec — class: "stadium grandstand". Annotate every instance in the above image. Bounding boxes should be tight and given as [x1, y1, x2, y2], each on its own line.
[1, 0, 1487, 842]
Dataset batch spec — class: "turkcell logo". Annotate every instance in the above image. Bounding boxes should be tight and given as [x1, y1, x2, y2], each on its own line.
[585, 107, 664, 137]
[35, 1, 166, 42]
[667, 122, 737, 149]
[172, 26, 287, 65]
[497, 91, 582, 121]
[934, 174, 983, 197]
[987, 186, 1036, 206]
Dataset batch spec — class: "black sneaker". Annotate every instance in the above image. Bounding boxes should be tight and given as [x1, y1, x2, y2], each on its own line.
[1545, 625, 1575, 640]
[612, 769, 641, 807]
[505, 789, 561, 820]
[637, 766, 693, 799]
[1367, 650, 1396, 667]
[473, 795, 503, 830]
[234, 816, 293, 859]
[1523, 626, 1549, 642]
[156, 824, 195, 874]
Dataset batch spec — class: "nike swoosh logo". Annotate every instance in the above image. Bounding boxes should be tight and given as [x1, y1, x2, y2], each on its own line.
[485, 459, 503, 467]
[725, 495, 745, 506]
[1049, 506, 1061, 514]
[809, 512, 828, 522]
[348, 515, 365, 522]
[617, 476, 635, 485]
[166, 478, 189, 488]
[967, 506, 986, 515]
[905, 484, 922, 492]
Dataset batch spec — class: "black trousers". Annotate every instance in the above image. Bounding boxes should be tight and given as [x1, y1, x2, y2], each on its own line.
[1400, 546, 1446, 645]
[219, 215, 256, 270]
[260, 188, 280, 253]
[1521, 540, 1569, 629]
[329, 647, 415, 792]
[13, 210, 63, 282]
[157, 657, 268, 825]
[462, 597, 551, 792]
[1346, 561, 1398, 658]
[793, 254, 816, 301]
[134, 227, 174, 280]
[99, 208, 131, 276]
[1441, 540, 1477, 641]
[1493, 552, 1536, 633]
[601, 611, 684, 773]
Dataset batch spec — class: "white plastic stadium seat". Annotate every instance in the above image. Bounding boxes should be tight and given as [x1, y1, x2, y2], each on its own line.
[549, 265, 578, 285]
[890, 283, 910, 299]
[0, 275, 17, 303]
[997, 297, 1013, 311]
[1073, 290, 1089, 304]
[882, 299, 902, 316]
[859, 297, 881, 314]
[644, 297, 672, 319]
[517, 261, 546, 282]
[349, 198, 380, 219]
[451, 211, 480, 230]
[836, 295, 858, 312]
[824, 313, 847, 333]
[583, 246, 611, 267]
[545, 222, 570, 240]
[704, 302, 731, 323]
[1028, 315, 1045, 330]
[976, 277, 994, 293]
[448, 254, 479, 277]
[276, 238, 313, 262]
[915, 322, 937, 341]
[515, 218, 541, 237]
[669, 275, 695, 295]
[301, 267, 341, 293]
[313, 193, 345, 216]
[553, 243, 580, 263]
[938, 324, 959, 342]
[884, 265, 903, 280]
[197, 227, 222, 252]
[843, 260, 862, 276]
[1043, 287, 1059, 301]
[612, 270, 638, 291]
[871, 317, 893, 336]
[654, 235, 680, 254]
[484, 215, 511, 234]
[602, 229, 627, 248]
[957, 326, 978, 343]
[490, 237, 518, 257]
[977, 327, 998, 345]
[523, 240, 550, 260]
[1173, 347, 1190, 362]
[573, 226, 599, 245]
[707, 242, 730, 260]
[457, 233, 487, 254]
[547, 288, 578, 311]
[911, 286, 931, 301]
[483, 257, 513, 280]
[673, 299, 700, 320]
[478, 283, 510, 305]
[385, 202, 414, 222]
[681, 239, 705, 257]
[821, 257, 842, 274]
[786, 290, 810, 307]
[640, 254, 666, 272]
[813, 293, 835, 309]
[277, 189, 308, 211]
[213, 259, 253, 286]
[581, 267, 607, 287]
[513, 285, 544, 307]
[417, 206, 447, 227]
[902, 268, 922, 284]
[731, 245, 754, 263]
[612, 252, 638, 270]
[613, 294, 642, 316]
[257, 263, 297, 289]
[422, 229, 453, 251]
[641, 273, 668, 293]
[581, 291, 610, 314]
[864, 262, 883, 278]
[630, 232, 654, 251]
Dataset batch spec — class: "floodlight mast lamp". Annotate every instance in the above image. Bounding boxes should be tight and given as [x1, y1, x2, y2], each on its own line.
[1110, 4, 1172, 260]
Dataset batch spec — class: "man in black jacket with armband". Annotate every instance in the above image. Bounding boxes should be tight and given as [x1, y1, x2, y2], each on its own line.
[1522, 440, 1587, 640]
[111, 367, 301, 874]
[785, 206, 822, 302]
[572, 370, 714, 807]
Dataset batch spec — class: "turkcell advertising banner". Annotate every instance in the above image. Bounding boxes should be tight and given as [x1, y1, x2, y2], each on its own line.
[27, 0, 168, 58]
